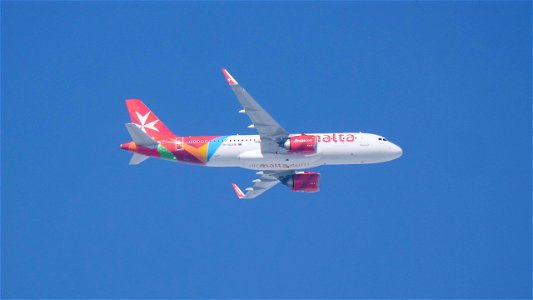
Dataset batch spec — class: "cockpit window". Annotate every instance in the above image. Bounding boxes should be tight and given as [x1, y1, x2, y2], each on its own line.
[383, 138, 387, 141]
[378, 137, 388, 141]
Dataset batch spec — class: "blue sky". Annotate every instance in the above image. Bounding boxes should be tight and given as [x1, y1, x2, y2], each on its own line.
[2, 2, 531, 298]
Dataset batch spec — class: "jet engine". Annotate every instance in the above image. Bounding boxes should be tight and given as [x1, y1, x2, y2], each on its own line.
[283, 134, 317, 154]
[281, 172, 320, 193]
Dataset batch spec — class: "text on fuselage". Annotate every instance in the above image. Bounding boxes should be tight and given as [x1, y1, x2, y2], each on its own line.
[317, 133, 357, 143]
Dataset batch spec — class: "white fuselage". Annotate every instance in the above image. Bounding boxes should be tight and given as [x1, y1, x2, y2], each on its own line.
[206, 132, 402, 170]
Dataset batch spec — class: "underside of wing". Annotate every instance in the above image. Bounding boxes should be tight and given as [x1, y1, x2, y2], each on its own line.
[231, 170, 295, 199]
[222, 68, 289, 153]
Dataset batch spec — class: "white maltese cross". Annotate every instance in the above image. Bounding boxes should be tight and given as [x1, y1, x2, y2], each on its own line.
[135, 111, 159, 133]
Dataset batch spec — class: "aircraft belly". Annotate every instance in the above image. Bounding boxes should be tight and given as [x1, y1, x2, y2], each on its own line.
[206, 141, 388, 168]
[204, 133, 390, 169]
[205, 144, 242, 167]
[238, 150, 322, 170]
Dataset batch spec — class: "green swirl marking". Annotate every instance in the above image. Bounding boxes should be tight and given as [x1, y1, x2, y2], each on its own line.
[157, 144, 175, 160]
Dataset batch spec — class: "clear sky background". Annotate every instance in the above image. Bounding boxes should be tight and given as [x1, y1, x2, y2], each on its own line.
[2, 2, 531, 299]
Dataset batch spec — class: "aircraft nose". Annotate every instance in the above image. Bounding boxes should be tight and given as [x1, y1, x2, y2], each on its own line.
[389, 143, 403, 159]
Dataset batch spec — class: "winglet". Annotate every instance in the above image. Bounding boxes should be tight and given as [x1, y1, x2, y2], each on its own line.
[222, 68, 238, 85]
[231, 183, 246, 199]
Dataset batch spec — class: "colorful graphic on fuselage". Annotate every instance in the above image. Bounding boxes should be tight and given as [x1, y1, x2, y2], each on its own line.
[121, 135, 229, 165]
[121, 99, 230, 165]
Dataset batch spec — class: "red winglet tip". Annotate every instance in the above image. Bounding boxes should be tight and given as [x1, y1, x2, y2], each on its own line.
[231, 183, 245, 199]
[222, 68, 238, 85]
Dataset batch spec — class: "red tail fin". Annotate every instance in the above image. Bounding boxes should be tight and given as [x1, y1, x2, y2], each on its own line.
[125, 99, 176, 141]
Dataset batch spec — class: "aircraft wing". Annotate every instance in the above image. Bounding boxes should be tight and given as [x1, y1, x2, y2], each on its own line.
[231, 170, 294, 199]
[222, 68, 289, 153]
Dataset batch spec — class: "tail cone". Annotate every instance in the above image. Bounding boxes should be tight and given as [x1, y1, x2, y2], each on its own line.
[120, 142, 135, 151]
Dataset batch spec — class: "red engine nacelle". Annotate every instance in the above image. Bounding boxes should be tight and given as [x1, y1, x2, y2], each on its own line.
[282, 172, 320, 193]
[284, 134, 318, 154]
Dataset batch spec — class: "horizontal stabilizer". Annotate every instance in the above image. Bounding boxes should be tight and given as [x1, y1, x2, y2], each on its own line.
[125, 123, 158, 147]
[129, 153, 149, 165]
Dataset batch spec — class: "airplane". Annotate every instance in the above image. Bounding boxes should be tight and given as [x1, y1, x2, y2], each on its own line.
[120, 68, 403, 199]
